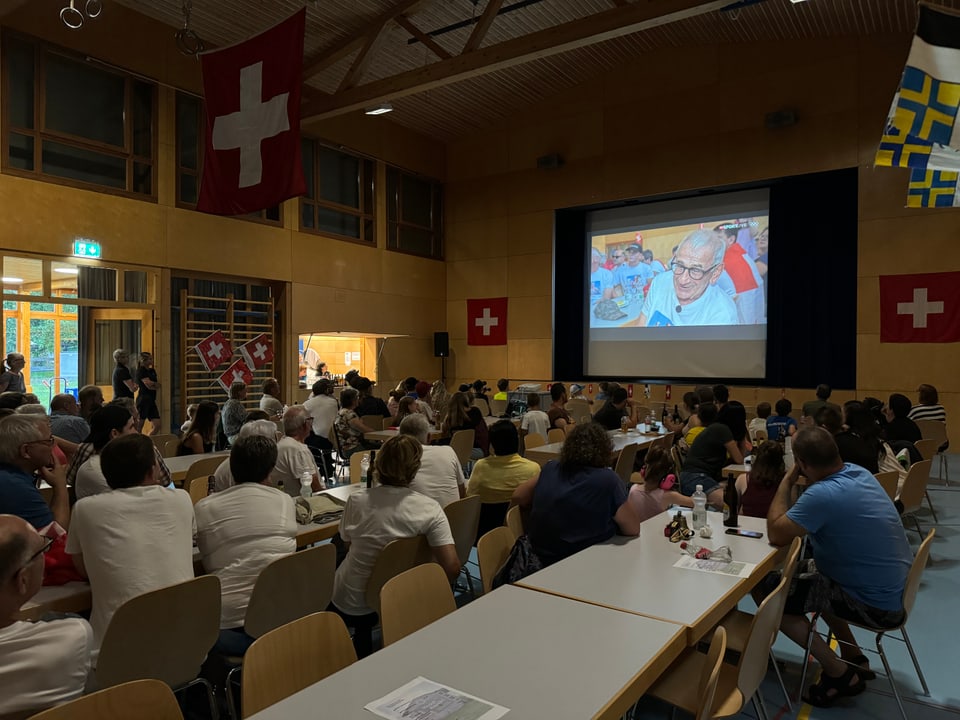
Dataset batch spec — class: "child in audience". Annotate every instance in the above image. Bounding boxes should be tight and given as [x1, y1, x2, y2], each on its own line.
[520, 393, 550, 442]
[628, 446, 691, 522]
[749, 402, 771, 442]
[766, 398, 797, 441]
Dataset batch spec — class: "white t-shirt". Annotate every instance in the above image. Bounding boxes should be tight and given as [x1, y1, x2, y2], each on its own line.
[615, 261, 653, 296]
[590, 267, 614, 299]
[303, 393, 338, 440]
[640, 270, 738, 327]
[0, 618, 93, 715]
[410, 445, 464, 509]
[333, 486, 454, 616]
[195, 483, 297, 628]
[65, 485, 196, 658]
[521, 410, 550, 440]
[259, 395, 284, 418]
[75, 455, 109, 500]
[213, 458, 233, 493]
[275, 436, 317, 497]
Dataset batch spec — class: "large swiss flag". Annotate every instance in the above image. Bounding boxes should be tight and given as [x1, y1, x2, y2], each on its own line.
[197, 9, 307, 215]
[880, 272, 960, 343]
[467, 297, 508, 346]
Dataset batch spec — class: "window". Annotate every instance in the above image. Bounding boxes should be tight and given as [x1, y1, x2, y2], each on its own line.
[386, 167, 444, 259]
[2, 33, 156, 198]
[300, 139, 375, 244]
[175, 92, 280, 224]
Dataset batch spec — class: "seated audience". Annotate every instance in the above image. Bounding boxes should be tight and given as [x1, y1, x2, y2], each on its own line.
[712, 384, 730, 409]
[441, 391, 488, 459]
[178, 399, 219, 456]
[766, 398, 797, 441]
[468, 420, 539, 539]
[512, 422, 640, 566]
[520, 393, 550, 442]
[75, 406, 138, 499]
[909, 383, 946, 423]
[355, 377, 390, 418]
[259, 377, 284, 418]
[664, 391, 700, 435]
[221, 382, 247, 445]
[547, 382, 574, 432]
[429, 381, 451, 421]
[628, 445, 691, 522]
[0, 515, 92, 716]
[764, 427, 912, 708]
[718, 400, 751, 453]
[471, 379, 492, 415]
[883, 393, 922, 445]
[392, 396, 419, 427]
[414, 381, 435, 422]
[212, 416, 276, 492]
[331, 435, 459, 656]
[569, 383, 593, 405]
[749, 401, 771, 442]
[679, 402, 743, 508]
[593, 386, 637, 431]
[0, 415, 70, 530]
[49, 393, 90, 444]
[816, 405, 878, 473]
[77, 385, 104, 422]
[386, 390, 401, 418]
[196, 435, 296, 655]
[276, 406, 321, 497]
[735, 440, 783, 518]
[0, 392, 26, 410]
[335, 388, 376, 459]
[802, 384, 841, 422]
[493, 378, 509, 401]
[398, 414, 464, 508]
[66, 434, 194, 660]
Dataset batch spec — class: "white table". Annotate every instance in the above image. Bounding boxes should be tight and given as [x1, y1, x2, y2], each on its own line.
[163, 451, 229, 483]
[246, 584, 687, 720]
[525, 428, 665, 467]
[15, 582, 92, 621]
[517, 511, 782, 645]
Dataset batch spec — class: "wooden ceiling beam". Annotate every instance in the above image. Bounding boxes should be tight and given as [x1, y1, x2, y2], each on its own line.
[303, 0, 730, 123]
[462, 0, 504, 53]
[395, 15, 451, 60]
[302, 0, 429, 81]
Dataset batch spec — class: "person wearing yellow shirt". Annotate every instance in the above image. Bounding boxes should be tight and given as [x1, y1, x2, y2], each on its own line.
[493, 378, 509, 402]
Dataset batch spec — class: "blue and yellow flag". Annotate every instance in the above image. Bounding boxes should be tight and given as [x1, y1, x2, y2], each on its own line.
[908, 169, 960, 208]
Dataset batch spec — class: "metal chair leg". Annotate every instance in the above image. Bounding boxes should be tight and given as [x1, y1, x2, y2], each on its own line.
[924, 490, 939, 523]
[876, 633, 907, 720]
[901, 627, 930, 695]
[797, 613, 819, 701]
[462, 565, 477, 600]
[752, 693, 770, 720]
[769, 648, 792, 712]
[225, 666, 241, 720]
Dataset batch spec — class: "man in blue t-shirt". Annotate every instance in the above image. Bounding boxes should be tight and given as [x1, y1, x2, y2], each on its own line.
[765, 427, 912, 708]
[0, 416, 71, 531]
[765, 398, 798, 441]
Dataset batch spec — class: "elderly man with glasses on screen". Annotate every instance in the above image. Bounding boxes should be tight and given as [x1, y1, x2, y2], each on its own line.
[0, 515, 93, 716]
[0, 416, 70, 531]
[634, 229, 738, 327]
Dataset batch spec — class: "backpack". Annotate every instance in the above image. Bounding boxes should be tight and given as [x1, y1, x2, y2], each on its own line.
[491, 535, 543, 589]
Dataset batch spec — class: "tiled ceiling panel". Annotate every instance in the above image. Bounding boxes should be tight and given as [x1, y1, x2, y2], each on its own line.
[114, 0, 960, 140]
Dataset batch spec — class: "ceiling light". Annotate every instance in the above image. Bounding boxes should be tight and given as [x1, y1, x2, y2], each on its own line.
[2, 277, 23, 284]
[365, 102, 393, 116]
[54, 268, 80, 275]
[789, 0, 809, 3]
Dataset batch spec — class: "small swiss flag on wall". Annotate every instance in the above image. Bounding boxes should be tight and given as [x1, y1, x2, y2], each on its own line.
[880, 272, 960, 343]
[467, 297, 508, 346]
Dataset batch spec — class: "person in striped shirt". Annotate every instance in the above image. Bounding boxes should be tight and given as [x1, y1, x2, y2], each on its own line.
[908, 384, 946, 423]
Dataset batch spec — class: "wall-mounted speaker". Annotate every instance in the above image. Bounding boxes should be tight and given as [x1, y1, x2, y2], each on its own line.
[433, 331, 449, 358]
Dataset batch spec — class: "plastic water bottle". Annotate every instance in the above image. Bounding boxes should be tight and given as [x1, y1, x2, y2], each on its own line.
[299, 471, 313, 499]
[360, 454, 370, 488]
[692, 484, 707, 531]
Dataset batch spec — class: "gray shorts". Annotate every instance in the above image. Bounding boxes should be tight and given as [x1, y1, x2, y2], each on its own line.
[757, 559, 905, 630]
[678, 471, 720, 497]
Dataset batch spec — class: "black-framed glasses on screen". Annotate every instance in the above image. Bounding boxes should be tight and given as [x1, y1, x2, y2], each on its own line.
[669, 261, 718, 281]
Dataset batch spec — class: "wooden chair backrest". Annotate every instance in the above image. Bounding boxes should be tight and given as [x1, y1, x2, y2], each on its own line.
[360, 415, 383, 431]
[189, 476, 211, 504]
[151, 434, 178, 454]
[874, 471, 899, 502]
[505, 505, 524, 540]
[163, 438, 181, 458]
[913, 438, 938, 461]
[444, 496, 481, 567]
[916, 420, 947, 445]
[244, 544, 336, 639]
[28, 679, 182, 720]
[183, 456, 224, 491]
[564, 399, 590, 419]
[546, 428, 565, 444]
[364, 535, 428, 614]
[489, 399, 507, 416]
[477, 526, 515, 594]
[523, 433, 545, 451]
[241, 612, 356, 718]
[449, 430, 475, 468]
[903, 529, 936, 617]
[349, 450, 371, 485]
[899, 459, 932, 509]
[613, 443, 639, 483]
[97, 576, 221, 690]
[696, 627, 727, 720]
[380, 564, 456, 647]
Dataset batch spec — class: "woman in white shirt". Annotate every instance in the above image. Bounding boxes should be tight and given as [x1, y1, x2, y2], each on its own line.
[331, 435, 460, 656]
[75, 405, 138, 499]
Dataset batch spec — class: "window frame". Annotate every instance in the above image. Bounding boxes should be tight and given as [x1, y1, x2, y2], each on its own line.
[299, 137, 376, 246]
[1, 31, 158, 201]
[385, 165, 444, 260]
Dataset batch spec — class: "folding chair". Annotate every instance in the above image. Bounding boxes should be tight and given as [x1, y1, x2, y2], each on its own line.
[380, 564, 456, 646]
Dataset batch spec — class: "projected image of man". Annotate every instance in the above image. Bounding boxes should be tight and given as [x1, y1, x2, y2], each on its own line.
[614, 244, 653, 300]
[634, 230, 737, 327]
[590, 248, 614, 301]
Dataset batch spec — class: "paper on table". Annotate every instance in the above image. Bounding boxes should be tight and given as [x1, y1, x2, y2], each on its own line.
[673, 554, 756, 578]
[365, 676, 509, 720]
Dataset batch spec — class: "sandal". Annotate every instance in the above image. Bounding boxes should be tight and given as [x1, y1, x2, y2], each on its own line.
[849, 654, 877, 681]
[803, 666, 865, 708]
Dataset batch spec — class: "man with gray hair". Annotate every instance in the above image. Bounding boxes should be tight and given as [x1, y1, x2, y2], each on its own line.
[0, 515, 93, 715]
[277, 405, 321, 498]
[0, 415, 70, 530]
[635, 229, 738, 327]
[221, 381, 248, 445]
[49, 393, 90, 444]
[398, 414, 465, 508]
[212, 418, 279, 493]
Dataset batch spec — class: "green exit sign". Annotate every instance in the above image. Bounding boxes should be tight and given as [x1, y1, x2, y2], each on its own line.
[72, 240, 101, 258]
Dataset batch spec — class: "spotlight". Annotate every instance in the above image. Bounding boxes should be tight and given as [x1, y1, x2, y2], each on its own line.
[364, 102, 394, 116]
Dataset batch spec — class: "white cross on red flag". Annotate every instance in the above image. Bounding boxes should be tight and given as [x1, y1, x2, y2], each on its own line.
[195, 330, 232, 372]
[880, 271, 960, 342]
[238, 333, 274, 370]
[217, 359, 254, 394]
[197, 9, 307, 215]
[467, 297, 508, 346]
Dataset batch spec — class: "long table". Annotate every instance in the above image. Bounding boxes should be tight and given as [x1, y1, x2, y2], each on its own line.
[246, 584, 687, 720]
[525, 428, 666, 468]
[15, 581, 92, 621]
[364, 416, 519, 444]
[517, 511, 781, 646]
[164, 450, 229, 484]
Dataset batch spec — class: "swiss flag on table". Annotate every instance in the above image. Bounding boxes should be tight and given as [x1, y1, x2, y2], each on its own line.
[197, 9, 307, 215]
[239, 333, 274, 370]
[880, 272, 960, 343]
[467, 297, 508, 346]
[195, 330, 232, 372]
[217, 359, 254, 394]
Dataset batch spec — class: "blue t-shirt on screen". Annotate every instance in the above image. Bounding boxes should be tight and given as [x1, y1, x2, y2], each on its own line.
[0, 463, 54, 529]
[766, 415, 797, 441]
[787, 463, 911, 611]
[528, 461, 627, 566]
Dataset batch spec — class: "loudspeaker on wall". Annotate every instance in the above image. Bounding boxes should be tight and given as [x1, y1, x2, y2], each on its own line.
[433, 332, 449, 358]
